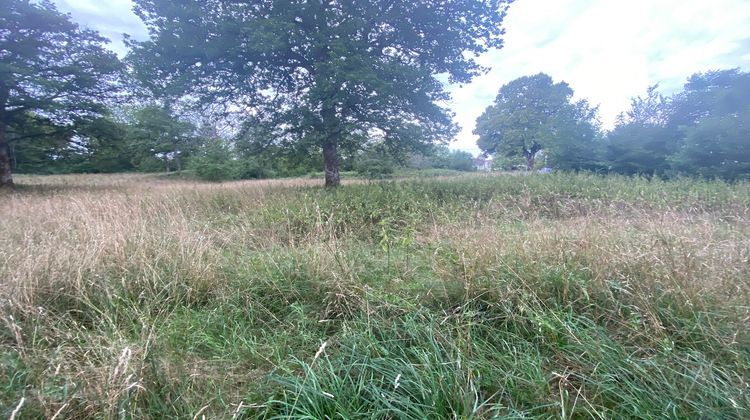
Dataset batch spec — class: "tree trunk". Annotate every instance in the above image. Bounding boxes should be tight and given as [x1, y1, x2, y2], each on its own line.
[321, 104, 341, 187]
[175, 151, 182, 174]
[525, 152, 535, 171]
[0, 122, 13, 190]
[323, 140, 340, 187]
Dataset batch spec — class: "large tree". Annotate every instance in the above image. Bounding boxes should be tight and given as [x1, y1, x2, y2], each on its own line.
[670, 109, 750, 181]
[605, 86, 677, 176]
[667, 70, 750, 180]
[0, 0, 122, 188]
[605, 124, 676, 176]
[125, 105, 198, 173]
[668, 69, 750, 129]
[11, 115, 133, 174]
[128, 0, 512, 187]
[474, 73, 599, 170]
[605, 69, 750, 177]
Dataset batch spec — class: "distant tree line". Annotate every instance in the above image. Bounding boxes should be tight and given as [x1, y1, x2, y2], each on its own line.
[1, 0, 748, 188]
[476, 70, 750, 181]
[11, 102, 476, 181]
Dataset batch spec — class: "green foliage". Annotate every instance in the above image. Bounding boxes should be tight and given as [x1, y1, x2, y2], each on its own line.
[0, 0, 123, 186]
[431, 147, 476, 171]
[190, 141, 238, 182]
[544, 104, 604, 171]
[618, 84, 671, 126]
[73, 118, 135, 173]
[475, 73, 600, 170]
[604, 85, 678, 176]
[670, 109, 750, 180]
[11, 116, 134, 174]
[444, 150, 476, 171]
[189, 140, 271, 182]
[491, 154, 527, 171]
[669, 69, 750, 128]
[603, 69, 750, 180]
[124, 105, 198, 172]
[606, 124, 677, 176]
[8, 115, 71, 174]
[475, 69, 748, 180]
[355, 158, 395, 179]
[128, 0, 512, 185]
[407, 146, 476, 172]
[236, 158, 272, 180]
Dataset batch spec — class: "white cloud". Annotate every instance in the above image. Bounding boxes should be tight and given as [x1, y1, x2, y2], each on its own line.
[54, 0, 147, 56]
[448, 0, 750, 154]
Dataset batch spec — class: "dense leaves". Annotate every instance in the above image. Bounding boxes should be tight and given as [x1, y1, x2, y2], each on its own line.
[605, 124, 676, 176]
[0, 0, 123, 187]
[1, 0, 747, 183]
[606, 69, 750, 180]
[124, 105, 198, 173]
[475, 73, 600, 170]
[474, 70, 750, 180]
[670, 109, 750, 181]
[128, 0, 512, 186]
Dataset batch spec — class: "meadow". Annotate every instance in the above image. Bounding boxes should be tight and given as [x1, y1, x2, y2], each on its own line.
[1, 172, 749, 419]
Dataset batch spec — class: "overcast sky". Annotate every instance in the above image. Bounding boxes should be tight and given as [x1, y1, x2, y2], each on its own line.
[54, 0, 750, 154]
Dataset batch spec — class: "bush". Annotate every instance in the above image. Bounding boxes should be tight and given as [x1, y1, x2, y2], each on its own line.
[409, 147, 477, 172]
[492, 154, 527, 171]
[135, 156, 169, 173]
[236, 158, 271, 180]
[440, 150, 476, 171]
[192, 159, 238, 182]
[190, 141, 275, 182]
[356, 158, 394, 179]
[190, 142, 240, 181]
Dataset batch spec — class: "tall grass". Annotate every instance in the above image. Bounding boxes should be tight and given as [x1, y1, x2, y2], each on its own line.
[1, 172, 748, 418]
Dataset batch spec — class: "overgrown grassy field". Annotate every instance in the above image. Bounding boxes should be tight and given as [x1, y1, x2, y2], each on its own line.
[2, 172, 749, 418]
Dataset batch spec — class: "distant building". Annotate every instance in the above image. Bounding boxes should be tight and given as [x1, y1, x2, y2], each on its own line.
[474, 156, 492, 171]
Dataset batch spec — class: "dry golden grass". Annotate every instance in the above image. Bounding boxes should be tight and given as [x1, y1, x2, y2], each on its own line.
[1, 172, 748, 418]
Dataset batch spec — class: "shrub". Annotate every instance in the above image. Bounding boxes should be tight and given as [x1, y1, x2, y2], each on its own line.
[190, 142, 239, 181]
[440, 149, 476, 171]
[356, 158, 395, 179]
[236, 158, 271, 180]
[190, 141, 274, 181]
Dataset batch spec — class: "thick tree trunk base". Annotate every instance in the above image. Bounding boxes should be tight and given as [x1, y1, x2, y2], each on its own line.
[525, 155, 535, 171]
[0, 129, 13, 190]
[323, 141, 341, 187]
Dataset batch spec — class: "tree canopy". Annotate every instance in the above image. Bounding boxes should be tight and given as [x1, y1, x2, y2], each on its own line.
[669, 69, 750, 129]
[472, 69, 749, 180]
[0, 0, 123, 188]
[1, 0, 747, 185]
[670, 109, 750, 181]
[128, 0, 512, 186]
[124, 105, 198, 173]
[474, 73, 599, 170]
[606, 69, 750, 179]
